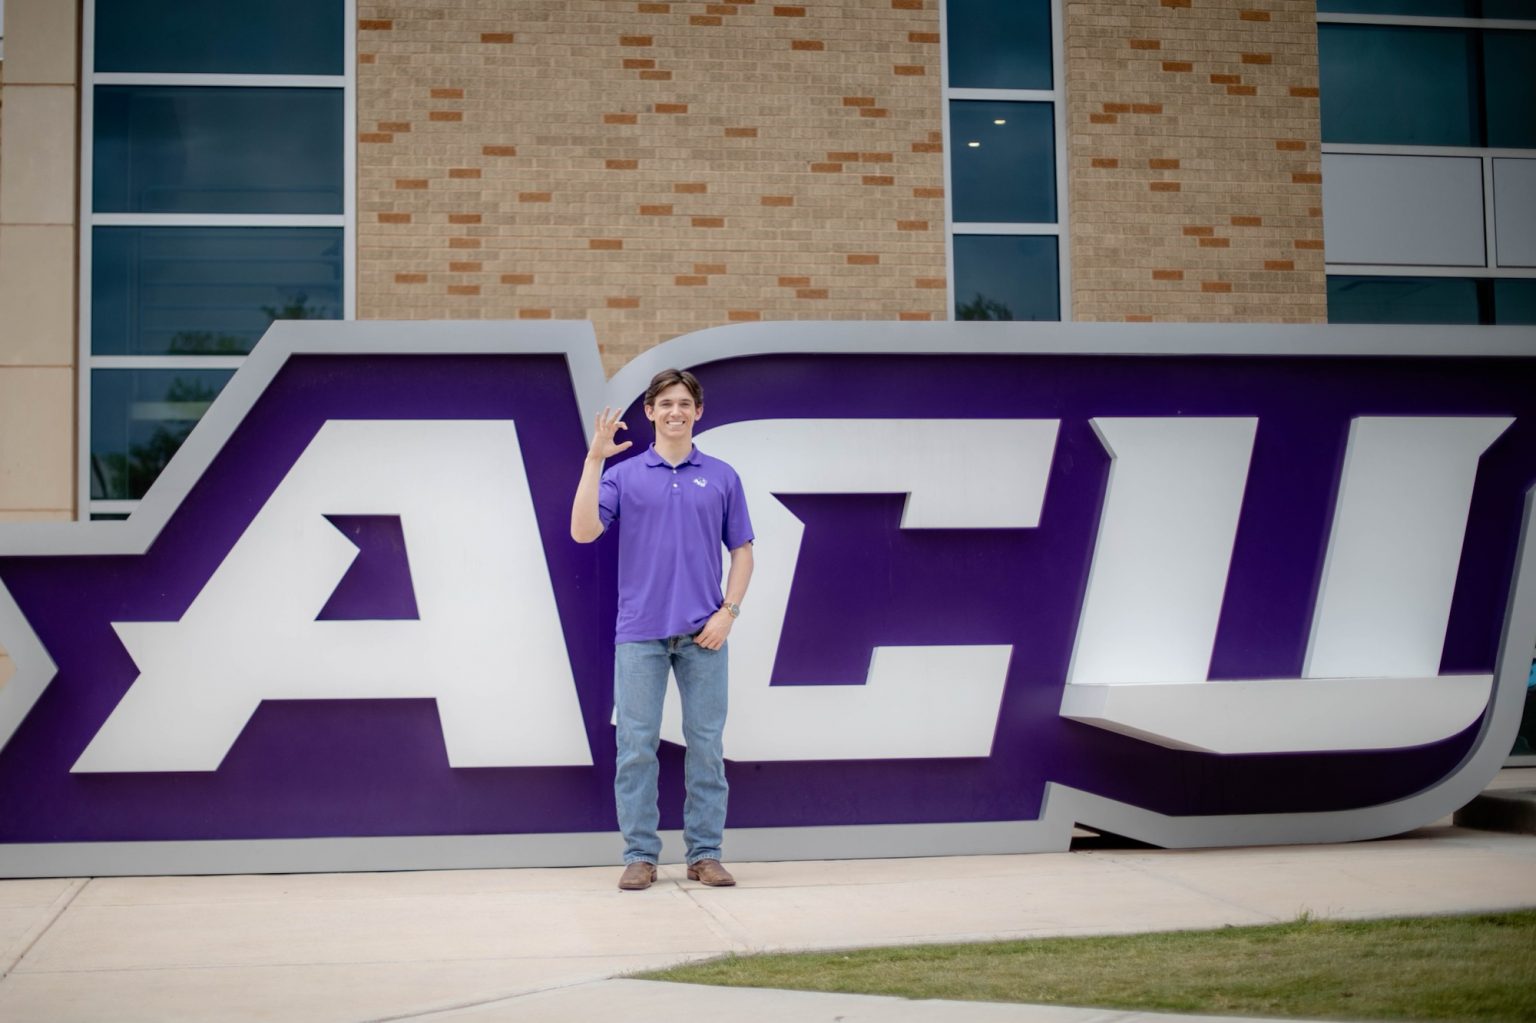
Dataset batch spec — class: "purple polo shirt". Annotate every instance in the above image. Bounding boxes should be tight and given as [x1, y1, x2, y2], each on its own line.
[598, 444, 755, 644]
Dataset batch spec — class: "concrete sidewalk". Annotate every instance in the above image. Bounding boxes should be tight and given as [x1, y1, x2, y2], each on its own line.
[0, 776, 1533, 1022]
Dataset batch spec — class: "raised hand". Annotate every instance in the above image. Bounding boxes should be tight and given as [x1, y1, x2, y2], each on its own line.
[589, 407, 633, 460]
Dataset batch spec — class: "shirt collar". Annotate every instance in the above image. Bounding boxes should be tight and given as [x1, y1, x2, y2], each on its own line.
[642, 443, 701, 468]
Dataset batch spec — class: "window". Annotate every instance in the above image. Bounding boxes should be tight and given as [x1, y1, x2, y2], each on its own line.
[943, 0, 1067, 321]
[1318, 5, 1535, 325]
[81, 0, 353, 519]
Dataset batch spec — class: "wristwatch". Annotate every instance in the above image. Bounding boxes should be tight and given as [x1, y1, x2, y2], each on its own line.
[721, 602, 741, 618]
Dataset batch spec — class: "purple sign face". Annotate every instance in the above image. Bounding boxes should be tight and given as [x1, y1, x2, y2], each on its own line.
[0, 321, 1533, 876]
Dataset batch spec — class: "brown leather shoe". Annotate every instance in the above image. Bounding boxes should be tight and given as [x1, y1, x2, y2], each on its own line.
[618, 861, 657, 891]
[686, 859, 736, 886]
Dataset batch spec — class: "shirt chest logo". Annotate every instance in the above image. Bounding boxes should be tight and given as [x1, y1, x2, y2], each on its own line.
[693, 477, 708, 488]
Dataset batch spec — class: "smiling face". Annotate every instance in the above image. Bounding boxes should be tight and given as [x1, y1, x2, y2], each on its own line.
[644, 381, 702, 444]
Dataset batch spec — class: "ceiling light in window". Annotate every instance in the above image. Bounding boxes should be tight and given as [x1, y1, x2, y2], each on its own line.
[993, 119, 1007, 125]
[967, 141, 981, 148]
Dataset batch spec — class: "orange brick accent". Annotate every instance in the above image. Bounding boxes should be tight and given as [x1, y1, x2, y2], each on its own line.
[915, 277, 945, 289]
[359, 19, 393, 30]
[378, 121, 410, 132]
[1265, 260, 1295, 271]
[448, 168, 481, 179]
[590, 239, 624, 250]
[395, 179, 428, 190]
[356, 0, 947, 367]
[778, 276, 811, 287]
[379, 212, 411, 223]
[448, 285, 481, 296]
[449, 261, 482, 272]
[606, 159, 640, 171]
[360, 132, 394, 144]
[449, 213, 482, 224]
[429, 111, 463, 122]
[1067, 0, 1325, 322]
[773, 5, 806, 15]
[1295, 239, 1324, 250]
[481, 32, 516, 44]
[898, 311, 932, 320]
[395, 272, 427, 283]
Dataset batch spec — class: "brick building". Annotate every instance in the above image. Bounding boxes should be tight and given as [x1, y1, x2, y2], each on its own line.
[0, 0, 1532, 705]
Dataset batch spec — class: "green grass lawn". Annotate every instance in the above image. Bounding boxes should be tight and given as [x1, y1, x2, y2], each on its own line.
[640, 910, 1536, 1021]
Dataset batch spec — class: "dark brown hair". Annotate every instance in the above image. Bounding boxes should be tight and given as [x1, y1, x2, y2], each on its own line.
[644, 368, 703, 408]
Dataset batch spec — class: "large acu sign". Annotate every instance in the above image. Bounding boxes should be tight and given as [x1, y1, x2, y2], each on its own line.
[0, 321, 1533, 876]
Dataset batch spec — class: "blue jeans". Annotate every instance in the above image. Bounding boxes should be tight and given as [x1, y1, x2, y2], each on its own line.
[614, 634, 729, 865]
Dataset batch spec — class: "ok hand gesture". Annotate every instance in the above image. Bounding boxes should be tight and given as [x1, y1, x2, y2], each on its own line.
[588, 407, 633, 461]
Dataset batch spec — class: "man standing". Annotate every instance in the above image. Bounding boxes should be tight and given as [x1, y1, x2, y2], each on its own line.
[570, 369, 754, 891]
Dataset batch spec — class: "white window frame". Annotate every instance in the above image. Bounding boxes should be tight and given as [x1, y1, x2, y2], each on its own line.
[1319, 10, 1536, 294]
[939, 0, 1071, 322]
[78, 0, 357, 520]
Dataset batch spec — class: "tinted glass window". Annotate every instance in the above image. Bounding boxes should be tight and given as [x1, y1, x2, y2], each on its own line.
[92, 227, 344, 356]
[1494, 279, 1536, 324]
[953, 236, 1059, 321]
[946, 0, 1052, 91]
[1483, 0, 1536, 17]
[1320, 25, 1480, 146]
[950, 101, 1056, 223]
[1327, 275, 1481, 323]
[95, 0, 344, 74]
[1485, 31, 1536, 149]
[1318, 1, 1477, 13]
[90, 369, 236, 500]
[94, 86, 344, 214]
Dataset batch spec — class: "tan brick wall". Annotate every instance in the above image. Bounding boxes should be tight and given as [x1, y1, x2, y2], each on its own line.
[1065, 0, 1326, 322]
[356, 0, 950, 373]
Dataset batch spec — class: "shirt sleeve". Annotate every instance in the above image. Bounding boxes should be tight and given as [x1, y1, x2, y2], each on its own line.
[721, 470, 754, 550]
[598, 466, 620, 530]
